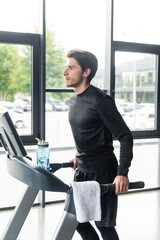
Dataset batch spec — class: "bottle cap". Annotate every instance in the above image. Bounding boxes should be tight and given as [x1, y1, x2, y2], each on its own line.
[36, 138, 49, 147]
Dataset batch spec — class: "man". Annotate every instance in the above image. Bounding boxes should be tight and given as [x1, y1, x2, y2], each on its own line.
[63, 49, 133, 240]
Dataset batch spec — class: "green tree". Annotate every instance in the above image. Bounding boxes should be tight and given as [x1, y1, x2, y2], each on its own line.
[0, 44, 19, 100]
[46, 28, 66, 88]
[0, 28, 67, 101]
[10, 45, 31, 96]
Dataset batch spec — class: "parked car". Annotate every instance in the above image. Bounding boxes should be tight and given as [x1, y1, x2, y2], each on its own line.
[123, 109, 155, 130]
[0, 106, 25, 129]
[0, 101, 23, 113]
[138, 103, 155, 110]
[14, 99, 31, 112]
[48, 99, 69, 111]
[14, 99, 53, 112]
[115, 99, 134, 113]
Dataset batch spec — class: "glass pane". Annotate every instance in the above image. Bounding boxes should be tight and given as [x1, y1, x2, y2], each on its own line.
[45, 148, 76, 202]
[114, 139, 159, 189]
[46, 92, 75, 148]
[0, 0, 41, 33]
[114, 0, 160, 44]
[115, 52, 157, 131]
[0, 43, 32, 135]
[0, 147, 39, 208]
[46, 0, 106, 89]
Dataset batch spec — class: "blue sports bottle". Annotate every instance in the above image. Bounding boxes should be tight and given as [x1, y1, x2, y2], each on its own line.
[36, 138, 50, 170]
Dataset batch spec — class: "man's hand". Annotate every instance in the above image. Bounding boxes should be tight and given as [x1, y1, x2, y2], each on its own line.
[70, 157, 78, 170]
[113, 176, 129, 195]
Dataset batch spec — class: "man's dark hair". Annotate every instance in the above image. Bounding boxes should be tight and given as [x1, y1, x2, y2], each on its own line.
[67, 49, 98, 83]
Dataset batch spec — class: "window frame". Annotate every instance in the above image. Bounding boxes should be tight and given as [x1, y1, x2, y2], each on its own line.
[111, 41, 160, 139]
[0, 31, 42, 145]
[106, 0, 160, 139]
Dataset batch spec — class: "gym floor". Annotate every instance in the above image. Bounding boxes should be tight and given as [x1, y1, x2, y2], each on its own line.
[0, 190, 160, 240]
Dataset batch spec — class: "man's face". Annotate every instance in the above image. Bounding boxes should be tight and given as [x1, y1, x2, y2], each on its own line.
[63, 57, 85, 88]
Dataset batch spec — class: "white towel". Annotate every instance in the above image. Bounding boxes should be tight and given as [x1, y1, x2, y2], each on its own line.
[71, 181, 101, 223]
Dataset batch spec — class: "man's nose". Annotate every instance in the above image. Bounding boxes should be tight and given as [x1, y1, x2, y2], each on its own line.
[63, 68, 68, 76]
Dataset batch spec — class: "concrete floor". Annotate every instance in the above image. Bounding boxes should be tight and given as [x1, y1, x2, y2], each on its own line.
[0, 190, 160, 240]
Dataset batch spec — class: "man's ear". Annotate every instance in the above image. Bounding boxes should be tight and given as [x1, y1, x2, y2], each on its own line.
[84, 68, 91, 77]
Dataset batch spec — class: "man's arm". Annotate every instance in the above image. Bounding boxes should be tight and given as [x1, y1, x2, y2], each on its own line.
[97, 96, 133, 194]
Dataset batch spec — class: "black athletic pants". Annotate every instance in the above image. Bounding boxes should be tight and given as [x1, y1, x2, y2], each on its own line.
[76, 222, 119, 240]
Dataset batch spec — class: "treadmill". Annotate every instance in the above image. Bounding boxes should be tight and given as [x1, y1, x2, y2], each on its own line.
[0, 112, 144, 240]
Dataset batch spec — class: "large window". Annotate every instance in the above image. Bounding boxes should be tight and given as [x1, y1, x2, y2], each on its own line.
[0, 32, 41, 144]
[45, 0, 107, 202]
[0, 0, 41, 34]
[107, 0, 160, 190]
[46, 0, 106, 88]
[114, 0, 160, 45]
[0, 8, 41, 208]
[45, 0, 107, 149]
[0, 43, 32, 135]
[109, 0, 160, 139]
[115, 52, 157, 132]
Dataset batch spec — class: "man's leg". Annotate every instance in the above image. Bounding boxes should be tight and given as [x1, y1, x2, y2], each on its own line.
[76, 222, 100, 240]
[97, 226, 119, 240]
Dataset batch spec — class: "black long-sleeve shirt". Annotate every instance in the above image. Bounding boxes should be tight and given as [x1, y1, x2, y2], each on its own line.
[69, 85, 133, 176]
